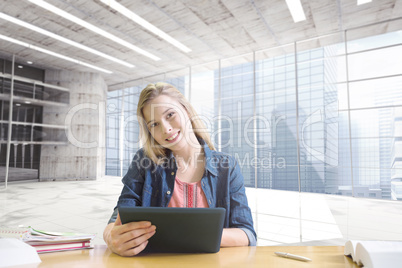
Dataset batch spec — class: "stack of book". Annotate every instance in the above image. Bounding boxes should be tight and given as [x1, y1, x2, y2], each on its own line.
[0, 226, 95, 253]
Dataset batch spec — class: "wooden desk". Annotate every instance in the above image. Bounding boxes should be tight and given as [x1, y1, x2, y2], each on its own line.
[37, 245, 358, 268]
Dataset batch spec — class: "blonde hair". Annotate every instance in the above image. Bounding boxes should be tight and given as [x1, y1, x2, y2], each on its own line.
[137, 82, 215, 164]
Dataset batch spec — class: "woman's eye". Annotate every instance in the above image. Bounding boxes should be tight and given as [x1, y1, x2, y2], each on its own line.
[167, 112, 175, 119]
[149, 122, 158, 128]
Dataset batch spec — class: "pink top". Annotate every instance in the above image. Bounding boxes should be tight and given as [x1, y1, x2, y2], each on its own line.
[168, 177, 209, 208]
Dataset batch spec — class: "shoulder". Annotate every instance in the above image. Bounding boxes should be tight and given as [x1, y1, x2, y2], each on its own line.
[201, 140, 238, 169]
[208, 150, 239, 169]
[130, 148, 146, 161]
[128, 148, 154, 169]
[210, 149, 231, 159]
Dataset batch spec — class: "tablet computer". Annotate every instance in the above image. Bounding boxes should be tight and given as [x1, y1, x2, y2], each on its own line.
[119, 207, 225, 253]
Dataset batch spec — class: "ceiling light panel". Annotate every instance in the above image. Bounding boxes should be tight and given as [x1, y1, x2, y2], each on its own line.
[357, 0, 372, 5]
[0, 34, 113, 74]
[0, 12, 135, 68]
[27, 0, 161, 61]
[99, 0, 192, 53]
[285, 0, 306, 23]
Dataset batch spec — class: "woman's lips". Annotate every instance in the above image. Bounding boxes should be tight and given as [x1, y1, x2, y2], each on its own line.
[166, 131, 180, 143]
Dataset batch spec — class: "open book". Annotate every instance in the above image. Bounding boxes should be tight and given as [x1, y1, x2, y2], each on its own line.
[344, 240, 402, 268]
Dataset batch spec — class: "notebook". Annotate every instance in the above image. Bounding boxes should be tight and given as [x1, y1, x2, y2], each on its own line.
[0, 226, 95, 253]
[119, 207, 225, 253]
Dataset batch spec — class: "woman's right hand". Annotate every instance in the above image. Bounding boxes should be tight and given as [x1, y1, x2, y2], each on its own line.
[104, 213, 156, 257]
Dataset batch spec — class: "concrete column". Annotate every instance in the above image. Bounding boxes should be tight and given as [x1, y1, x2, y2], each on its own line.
[40, 70, 107, 181]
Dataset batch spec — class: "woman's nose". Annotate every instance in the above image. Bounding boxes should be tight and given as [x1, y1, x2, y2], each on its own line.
[162, 121, 172, 134]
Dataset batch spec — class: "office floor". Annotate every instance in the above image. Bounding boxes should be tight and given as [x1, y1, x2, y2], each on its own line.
[0, 177, 123, 245]
[0, 177, 345, 247]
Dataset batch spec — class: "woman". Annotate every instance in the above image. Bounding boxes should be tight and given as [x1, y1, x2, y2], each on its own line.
[103, 82, 256, 256]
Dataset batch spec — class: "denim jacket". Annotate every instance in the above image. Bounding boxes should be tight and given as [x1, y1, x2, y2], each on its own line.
[108, 140, 257, 246]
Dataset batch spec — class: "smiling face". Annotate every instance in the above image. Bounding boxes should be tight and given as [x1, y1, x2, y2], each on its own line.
[142, 94, 193, 152]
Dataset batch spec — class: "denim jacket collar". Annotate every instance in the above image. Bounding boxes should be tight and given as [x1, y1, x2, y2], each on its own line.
[166, 138, 218, 177]
[202, 141, 218, 177]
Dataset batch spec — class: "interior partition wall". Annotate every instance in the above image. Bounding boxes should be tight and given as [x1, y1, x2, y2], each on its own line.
[0, 56, 70, 186]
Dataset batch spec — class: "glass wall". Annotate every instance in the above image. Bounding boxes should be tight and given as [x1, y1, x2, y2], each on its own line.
[106, 21, 402, 201]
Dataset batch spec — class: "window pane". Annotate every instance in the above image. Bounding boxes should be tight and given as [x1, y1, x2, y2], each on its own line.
[123, 87, 141, 173]
[220, 55, 255, 187]
[297, 44, 342, 195]
[348, 76, 402, 109]
[348, 46, 402, 81]
[255, 45, 298, 191]
[106, 92, 122, 176]
[350, 107, 402, 200]
[191, 62, 217, 142]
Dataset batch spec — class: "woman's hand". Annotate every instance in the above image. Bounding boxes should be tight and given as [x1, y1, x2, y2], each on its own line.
[103, 213, 156, 256]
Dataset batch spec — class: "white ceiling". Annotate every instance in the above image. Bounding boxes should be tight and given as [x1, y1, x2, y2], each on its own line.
[0, 0, 401, 90]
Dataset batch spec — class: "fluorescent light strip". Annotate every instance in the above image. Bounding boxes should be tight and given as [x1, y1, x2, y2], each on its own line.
[0, 34, 112, 74]
[0, 12, 134, 68]
[28, 0, 161, 61]
[285, 0, 306, 23]
[357, 0, 372, 5]
[100, 0, 191, 53]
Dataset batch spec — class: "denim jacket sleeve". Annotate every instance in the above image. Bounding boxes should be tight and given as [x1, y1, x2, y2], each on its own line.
[107, 149, 147, 224]
[227, 156, 257, 246]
